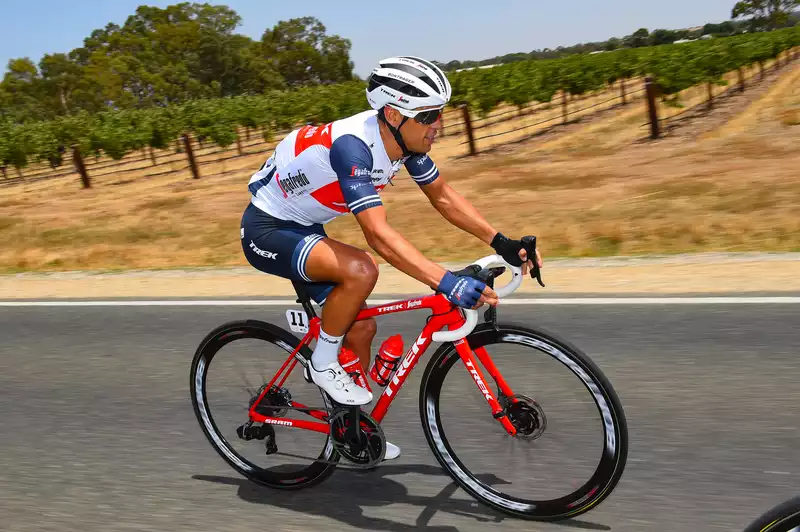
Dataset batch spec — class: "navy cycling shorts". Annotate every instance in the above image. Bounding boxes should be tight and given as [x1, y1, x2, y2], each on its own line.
[240, 202, 335, 305]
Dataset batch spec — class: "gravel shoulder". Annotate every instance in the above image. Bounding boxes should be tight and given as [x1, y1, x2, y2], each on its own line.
[2, 252, 798, 299]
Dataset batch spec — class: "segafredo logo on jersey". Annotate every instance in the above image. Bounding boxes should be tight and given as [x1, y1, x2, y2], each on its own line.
[350, 166, 371, 177]
[277, 170, 310, 197]
[384, 333, 427, 397]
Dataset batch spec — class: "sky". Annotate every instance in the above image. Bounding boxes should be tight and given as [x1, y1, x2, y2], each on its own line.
[0, 0, 741, 78]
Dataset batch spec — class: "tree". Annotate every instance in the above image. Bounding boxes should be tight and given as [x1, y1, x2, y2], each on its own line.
[732, 0, 800, 31]
[261, 17, 354, 86]
[703, 21, 738, 35]
[1, 58, 49, 122]
[39, 53, 83, 115]
[605, 37, 622, 51]
[625, 28, 651, 48]
[651, 29, 678, 46]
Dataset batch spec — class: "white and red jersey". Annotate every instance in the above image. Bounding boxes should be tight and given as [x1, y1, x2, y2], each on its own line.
[248, 110, 440, 226]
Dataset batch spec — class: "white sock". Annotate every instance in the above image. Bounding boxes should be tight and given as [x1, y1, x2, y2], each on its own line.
[311, 329, 344, 367]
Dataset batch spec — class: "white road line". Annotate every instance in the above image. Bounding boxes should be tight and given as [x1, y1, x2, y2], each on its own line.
[1, 297, 799, 307]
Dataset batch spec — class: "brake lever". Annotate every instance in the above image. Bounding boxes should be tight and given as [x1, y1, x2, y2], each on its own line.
[480, 269, 500, 332]
[532, 262, 545, 288]
[521, 235, 545, 288]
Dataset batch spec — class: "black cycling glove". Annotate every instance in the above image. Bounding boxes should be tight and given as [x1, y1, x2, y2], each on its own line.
[490, 232, 526, 267]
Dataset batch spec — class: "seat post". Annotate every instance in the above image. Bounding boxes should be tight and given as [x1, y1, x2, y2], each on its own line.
[291, 280, 318, 319]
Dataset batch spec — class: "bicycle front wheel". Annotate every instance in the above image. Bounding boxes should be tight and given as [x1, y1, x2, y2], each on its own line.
[419, 323, 628, 521]
[744, 497, 800, 532]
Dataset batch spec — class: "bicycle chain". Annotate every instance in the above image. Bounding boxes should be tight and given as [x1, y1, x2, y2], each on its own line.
[257, 402, 386, 469]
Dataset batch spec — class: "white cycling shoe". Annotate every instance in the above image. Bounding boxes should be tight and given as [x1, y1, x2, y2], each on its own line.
[306, 360, 373, 406]
[384, 441, 401, 461]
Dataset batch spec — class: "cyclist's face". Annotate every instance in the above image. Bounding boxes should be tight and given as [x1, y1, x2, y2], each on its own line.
[384, 107, 442, 154]
[407, 110, 442, 153]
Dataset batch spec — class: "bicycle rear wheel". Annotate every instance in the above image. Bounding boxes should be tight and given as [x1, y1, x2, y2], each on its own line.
[419, 322, 628, 521]
[190, 319, 338, 489]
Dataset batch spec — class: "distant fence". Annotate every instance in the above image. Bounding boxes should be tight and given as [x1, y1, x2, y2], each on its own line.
[2, 47, 797, 189]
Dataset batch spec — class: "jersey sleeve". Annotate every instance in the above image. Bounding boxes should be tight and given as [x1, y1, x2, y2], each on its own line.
[330, 135, 383, 215]
[404, 153, 439, 186]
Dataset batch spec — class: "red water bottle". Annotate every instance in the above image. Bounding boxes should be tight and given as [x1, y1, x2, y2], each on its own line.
[338, 347, 372, 393]
[370, 335, 404, 386]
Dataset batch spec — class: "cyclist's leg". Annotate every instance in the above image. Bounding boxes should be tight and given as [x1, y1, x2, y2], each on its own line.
[295, 283, 377, 372]
[302, 239, 377, 374]
[240, 203, 374, 405]
[343, 304, 378, 374]
[306, 245, 378, 372]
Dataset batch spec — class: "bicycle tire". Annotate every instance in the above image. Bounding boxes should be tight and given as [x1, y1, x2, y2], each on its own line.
[190, 319, 339, 489]
[419, 322, 628, 521]
[744, 497, 800, 532]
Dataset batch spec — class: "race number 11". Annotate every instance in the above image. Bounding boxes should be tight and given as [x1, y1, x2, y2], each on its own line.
[286, 309, 309, 333]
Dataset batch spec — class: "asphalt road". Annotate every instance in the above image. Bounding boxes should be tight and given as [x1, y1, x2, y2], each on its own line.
[1, 302, 798, 532]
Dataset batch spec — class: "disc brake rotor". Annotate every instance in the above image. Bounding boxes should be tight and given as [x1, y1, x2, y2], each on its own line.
[505, 394, 547, 439]
[250, 384, 293, 418]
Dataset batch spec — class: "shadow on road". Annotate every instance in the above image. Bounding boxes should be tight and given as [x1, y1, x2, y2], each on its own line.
[193, 463, 610, 531]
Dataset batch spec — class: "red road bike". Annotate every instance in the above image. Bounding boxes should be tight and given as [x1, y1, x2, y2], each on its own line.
[190, 240, 628, 521]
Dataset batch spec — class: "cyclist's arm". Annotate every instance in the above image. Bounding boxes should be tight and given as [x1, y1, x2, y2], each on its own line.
[404, 154, 497, 245]
[356, 207, 451, 289]
[331, 137, 451, 290]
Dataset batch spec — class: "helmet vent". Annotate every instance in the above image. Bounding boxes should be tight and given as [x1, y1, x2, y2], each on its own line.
[379, 63, 440, 95]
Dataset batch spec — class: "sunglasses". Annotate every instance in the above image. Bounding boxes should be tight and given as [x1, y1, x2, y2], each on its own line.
[393, 105, 443, 125]
[412, 107, 443, 125]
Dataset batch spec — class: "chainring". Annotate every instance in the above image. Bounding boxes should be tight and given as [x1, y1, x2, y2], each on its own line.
[505, 394, 547, 439]
[329, 409, 385, 467]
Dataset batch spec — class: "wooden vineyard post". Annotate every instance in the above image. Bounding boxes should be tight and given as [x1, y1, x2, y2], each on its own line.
[738, 68, 745, 92]
[149, 146, 157, 166]
[236, 136, 244, 156]
[645, 77, 660, 140]
[72, 146, 91, 189]
[182, 133, 200, 179]
[1, 166, 6, 179]
[562, 90, 568, 124]
[621, 78, 627, 105]
[460, 105, 476, 156]
[707, 82, 714, 111]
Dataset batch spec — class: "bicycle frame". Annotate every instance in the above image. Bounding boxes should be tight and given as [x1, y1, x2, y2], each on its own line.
[247, 293, 519, 436]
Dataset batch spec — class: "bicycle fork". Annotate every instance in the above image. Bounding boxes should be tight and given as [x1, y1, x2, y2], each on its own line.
[453, 340, 518, 436]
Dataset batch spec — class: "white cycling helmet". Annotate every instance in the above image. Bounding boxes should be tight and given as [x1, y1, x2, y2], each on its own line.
[366, 56, 451, 155]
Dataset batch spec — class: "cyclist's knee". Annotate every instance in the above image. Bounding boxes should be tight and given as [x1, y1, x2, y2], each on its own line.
[346, 252, 379, 289]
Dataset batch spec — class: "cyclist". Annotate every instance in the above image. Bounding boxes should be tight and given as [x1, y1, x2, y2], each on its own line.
[241, 56, 542, 460]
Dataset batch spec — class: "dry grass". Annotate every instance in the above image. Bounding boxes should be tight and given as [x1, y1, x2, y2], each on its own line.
[1, 63, 799, 273]
[706, 60, 800, 138]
